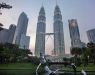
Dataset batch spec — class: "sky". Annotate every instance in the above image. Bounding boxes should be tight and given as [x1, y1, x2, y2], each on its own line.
[0, 0, 95, 55]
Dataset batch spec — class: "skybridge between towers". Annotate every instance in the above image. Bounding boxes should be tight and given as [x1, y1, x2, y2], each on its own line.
[45, 33, 54, 42]
[43, 32, 55, 55]
[35, 32, 55, 55]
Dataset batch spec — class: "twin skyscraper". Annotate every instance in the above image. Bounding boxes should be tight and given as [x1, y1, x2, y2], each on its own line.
[35, 5, 65, 57]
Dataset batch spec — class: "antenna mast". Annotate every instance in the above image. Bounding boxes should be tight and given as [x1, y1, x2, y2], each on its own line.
[42, 0, 44, 7]
[56, 0, 58, 5]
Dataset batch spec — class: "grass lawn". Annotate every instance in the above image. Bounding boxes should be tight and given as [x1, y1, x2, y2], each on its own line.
[77, 63, 95, 71]
[0, 63, 38, 75]
[0, 63, 95, 75]
[0, 63, 37, 70]
[0, 63, 95, 71]
[62, 63, 95, 71]
[0, 63, 46, 75]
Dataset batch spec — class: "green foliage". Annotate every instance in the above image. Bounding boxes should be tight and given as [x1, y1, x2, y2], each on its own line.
[0, 43, 33, 63]
[70, 47, 82, 66]
[0, 63, 45, 75]
[71, 47, 82, 55]
[70, 42, 95, 66]
[87, 42, 95, 64]
[28, 56, 40, 65]
[63, 57, 70, 63]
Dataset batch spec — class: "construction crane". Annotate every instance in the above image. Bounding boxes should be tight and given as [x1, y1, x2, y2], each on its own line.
[0, 2, 12, 15]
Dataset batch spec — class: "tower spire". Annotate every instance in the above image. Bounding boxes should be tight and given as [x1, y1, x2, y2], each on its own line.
[42, 0, 44, 7]
[56, 0, 58, 6]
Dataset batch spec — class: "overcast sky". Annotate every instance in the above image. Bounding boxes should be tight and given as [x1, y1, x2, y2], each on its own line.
[0, 0, 95, 55]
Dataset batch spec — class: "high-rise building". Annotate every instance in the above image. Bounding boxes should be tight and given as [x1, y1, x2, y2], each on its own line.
[35, 6, 46, 57]
[68, 19, 81, 48]
[53, 5, 65, 56]
[0, 28, 10, 44]
[8, 24, 16, 43]
[13, 12, 28, 45]
[87, 29, 95, 44]
[19, 34, 30, 49]
[0, 24, 16, 44]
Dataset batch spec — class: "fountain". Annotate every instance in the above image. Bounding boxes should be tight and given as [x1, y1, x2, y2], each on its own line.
[81, 69, 86, 75]
[36, 53, 59, 75]
[36, 53, 86, 75]
[71, 63, 76, 75]
[36, 63, 41, 75]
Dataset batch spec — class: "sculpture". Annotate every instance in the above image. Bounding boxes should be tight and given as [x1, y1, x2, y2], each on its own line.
[36, 53, 57, 75]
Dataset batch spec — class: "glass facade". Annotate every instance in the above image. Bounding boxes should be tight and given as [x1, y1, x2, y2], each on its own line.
[87, 29, 95, 44]
[68, 19, 81, 48]
[13, 12, 28, 45]
[53, 5, 65, 56]
[35, 6, 46, 57]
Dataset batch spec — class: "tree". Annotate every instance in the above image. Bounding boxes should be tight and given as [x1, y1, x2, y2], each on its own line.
[87, 42, 95, 48]
[0, 43, 33, 63]
[28, 56, 40, 65]
[87, 42, 95, 64]
[71, 47, 82, 56]
[71, 47, 82, 66]
[0, 43, 4, 63]
[0, 23, 4, 31]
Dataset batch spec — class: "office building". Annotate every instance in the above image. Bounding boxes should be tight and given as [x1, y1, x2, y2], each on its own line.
[53, 5, 65, 56]
[19, 34, 30, 49]
[8, 24, 16, 43]
[35, 6, 46, 57]
[68, 19, 81, 48]
[13, 12, 28, 45]
[87, 29, 95, 44]
[0, 29, 10, 44]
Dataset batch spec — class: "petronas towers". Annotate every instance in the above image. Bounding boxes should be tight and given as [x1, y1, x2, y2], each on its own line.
[54, 5, 65, 56]
[35, 5, 65, 57]
[35, 6, 46, 57]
